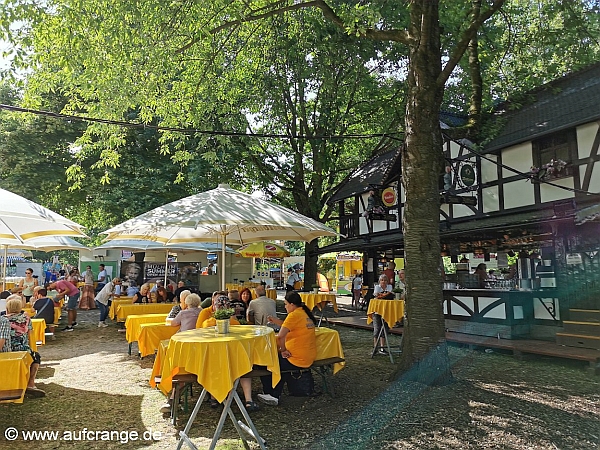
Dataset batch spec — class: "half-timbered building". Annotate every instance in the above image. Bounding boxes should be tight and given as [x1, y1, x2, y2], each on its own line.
[322, 62, 600, 348]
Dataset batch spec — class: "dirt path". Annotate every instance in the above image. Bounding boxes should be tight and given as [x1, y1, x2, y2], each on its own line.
[1, 298, 599, 450]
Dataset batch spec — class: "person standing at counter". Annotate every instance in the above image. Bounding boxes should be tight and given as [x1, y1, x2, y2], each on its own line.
[285, 268, 301, 292]
[474, 263, 488, 288]
[383, 262, 396, 288]
[372, 274, 394, 353]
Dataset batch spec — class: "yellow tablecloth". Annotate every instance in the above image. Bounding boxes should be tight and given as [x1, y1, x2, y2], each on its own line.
[23, 304, 61, 325]
[137, 323, 179, 357]
[116, 303, 173, 322]
[30, 318, 46, 351]
[125, 314, 170, 343]
[0, 351, 33, 404]
[150, 325, 281, 403]
[367, 299, 405, 326]
[226, 282, 261, 292]
[315, 327, 345, 374]
[250, 288, 277, 301]
[109, 298, 134, 320]
[299, 293, 338, 313]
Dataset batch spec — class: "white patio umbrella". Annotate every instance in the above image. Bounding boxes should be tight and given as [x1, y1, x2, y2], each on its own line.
[103, 184, 338, 289]
[0, 188, 86, 289]
[17, 236, 89, 252]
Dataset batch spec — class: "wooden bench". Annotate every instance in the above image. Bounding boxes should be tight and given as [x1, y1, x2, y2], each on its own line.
[243, 357, 346, 398]
[0, 389, 24, 402]
[170, 374, 198, 424]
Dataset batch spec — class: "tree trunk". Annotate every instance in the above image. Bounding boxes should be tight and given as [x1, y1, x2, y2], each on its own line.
[394, 0, 452, 385]
[304, 240, 319, 291]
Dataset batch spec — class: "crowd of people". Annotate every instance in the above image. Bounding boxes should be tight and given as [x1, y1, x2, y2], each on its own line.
[1, 260, 401, 413]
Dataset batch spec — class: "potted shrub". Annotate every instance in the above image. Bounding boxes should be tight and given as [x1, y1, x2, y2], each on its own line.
[392, 287, 403, 300]
[311, 283, 320, 294]
[213, 308, 234, 334]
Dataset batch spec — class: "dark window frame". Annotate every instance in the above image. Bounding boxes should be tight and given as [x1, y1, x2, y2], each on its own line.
[533, 129, 577, 180]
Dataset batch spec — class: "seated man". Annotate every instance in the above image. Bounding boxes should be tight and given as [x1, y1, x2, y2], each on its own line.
[246, 285, 277, 329]
[32, 287, 56, 334]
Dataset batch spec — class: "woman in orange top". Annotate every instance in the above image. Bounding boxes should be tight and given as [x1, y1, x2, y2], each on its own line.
[257, 291, 317, 406]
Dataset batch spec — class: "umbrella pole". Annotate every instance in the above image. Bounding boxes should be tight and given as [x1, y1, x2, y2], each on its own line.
[1, 245, 6, 291]
[164, 251, 169, 288]
[220, 229, 226, 291]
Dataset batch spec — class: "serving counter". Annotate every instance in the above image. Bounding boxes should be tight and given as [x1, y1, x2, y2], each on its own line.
[443, 288, 561, 339]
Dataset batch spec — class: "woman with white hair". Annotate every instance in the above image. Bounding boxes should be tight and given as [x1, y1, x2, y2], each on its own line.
[4, 295, 45, 397]
[170, 293, 201, 332]
[167, 290, 191, 319]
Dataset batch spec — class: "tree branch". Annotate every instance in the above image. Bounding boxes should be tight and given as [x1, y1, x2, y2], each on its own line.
[177, 0, 409, 54]
[437, 0, 506, 87]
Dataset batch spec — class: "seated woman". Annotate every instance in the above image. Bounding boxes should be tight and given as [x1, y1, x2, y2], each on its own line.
[168, 290, 190, 319]
[155, 285, 170, 303]
[171, 293, 202, 332]
[239, 287, 252, 308]
[257, 291, 317, 406]
[372, 274, 394, 354]
[132, 283, 152, 304]
[228, 289, 246, 321]
[4, 295, 45, 397]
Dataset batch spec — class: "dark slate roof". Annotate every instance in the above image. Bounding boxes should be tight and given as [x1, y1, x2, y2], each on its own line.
[327, 147, 401, 204]
[485, 61, 600, 152]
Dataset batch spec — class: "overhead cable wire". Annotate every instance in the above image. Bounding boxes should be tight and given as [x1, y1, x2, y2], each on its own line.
[0, 104, 402, 141]
[448, 146, 599, 197]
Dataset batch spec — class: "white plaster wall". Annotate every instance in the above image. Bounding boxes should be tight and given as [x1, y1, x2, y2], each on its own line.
[481, 154, 498, 183]
[479, 297, 506, 319]
[440, 204, 449, 222]
[534, 297, 560, 320]
[582, 161, 600, 194]
[359, 217, 369, 235]
[502, 142, 533, 178]
[576, 122, 599, 159]
[540, 177, 575, 203]
[452, 204, 476, 218]
[451, 296, 474, 316]
[503, 180, 535, 209]
[372, 220, 388, 233]
[450, 141, 462, 159]
[482, 186, 499, 213]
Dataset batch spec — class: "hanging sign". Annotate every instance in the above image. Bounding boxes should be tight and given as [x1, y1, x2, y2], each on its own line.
[381, 187, 397, 207]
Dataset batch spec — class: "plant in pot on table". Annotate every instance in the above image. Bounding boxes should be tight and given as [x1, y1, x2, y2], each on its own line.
[213, 308, 234, 334]
[311, 283, 320, 294]
[392, 287, 403, 300]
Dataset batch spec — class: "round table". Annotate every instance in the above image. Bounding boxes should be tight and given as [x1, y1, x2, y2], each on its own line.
[151, 325, 280, 402]
[298, 293, 338, 312]
[366, 299, 405, 325]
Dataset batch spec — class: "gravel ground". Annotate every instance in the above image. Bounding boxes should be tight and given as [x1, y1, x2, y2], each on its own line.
[0, 296, 598, 450]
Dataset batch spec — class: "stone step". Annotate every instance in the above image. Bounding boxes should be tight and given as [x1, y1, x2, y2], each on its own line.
[562, 321, 600, 336]
[556, 332, 600, 350]
[568, 309, 600, 323]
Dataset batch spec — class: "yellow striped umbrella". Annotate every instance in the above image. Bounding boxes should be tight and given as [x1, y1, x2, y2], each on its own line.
[237, 242, 290, 258]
